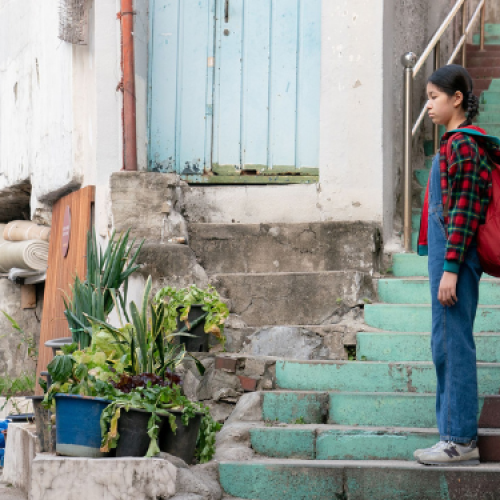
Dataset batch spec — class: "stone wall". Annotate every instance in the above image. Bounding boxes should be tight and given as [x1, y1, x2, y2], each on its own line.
[0, 280, 43, 380]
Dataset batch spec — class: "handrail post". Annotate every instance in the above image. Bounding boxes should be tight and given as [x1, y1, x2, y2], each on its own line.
[433, 41, 441, 153]
[480, 0, 486, 51]
[402, 53, 417, 253]
[461, 0, 468, 66]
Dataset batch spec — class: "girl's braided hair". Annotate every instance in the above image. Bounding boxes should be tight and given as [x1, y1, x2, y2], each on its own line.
[428, 64, 480, 125]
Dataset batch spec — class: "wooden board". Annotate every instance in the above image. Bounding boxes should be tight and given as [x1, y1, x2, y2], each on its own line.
[36, 186, 95, 395]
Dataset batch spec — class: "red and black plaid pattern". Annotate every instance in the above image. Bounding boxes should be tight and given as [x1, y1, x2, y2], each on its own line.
[439, 131, 494, 265]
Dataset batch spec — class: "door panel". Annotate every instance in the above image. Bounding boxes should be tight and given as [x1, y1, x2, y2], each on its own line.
[148, 0, 321, 179]
[149, 0, 215, 174]
[212, 0, 321, 174]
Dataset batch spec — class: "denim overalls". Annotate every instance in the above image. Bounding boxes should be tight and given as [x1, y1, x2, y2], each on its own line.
[428, 152, 483, 443]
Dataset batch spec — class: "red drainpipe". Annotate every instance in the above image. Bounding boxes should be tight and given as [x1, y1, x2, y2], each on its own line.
[120, 0, 138, 171]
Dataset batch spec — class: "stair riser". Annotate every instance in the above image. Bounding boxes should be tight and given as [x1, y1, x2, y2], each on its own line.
[219, 462, 500, 500]
[262, 391, 327, 424]
[216, 271, 374, 326]
[276, 360, 500, 393]
[357, 332, 500, 362]
[364, 304, 500, 332]
[250, 428, 500, 461]
[377, 280, 500, 306]
[329, 393, 500, 428]
[188, 222, 379, 274]
[468, 57, 500, 67]
[469, 68, 500, 78]
[482, 91, 500, 104]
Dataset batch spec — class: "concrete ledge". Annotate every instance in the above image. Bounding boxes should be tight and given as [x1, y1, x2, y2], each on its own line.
[0, 399, 33, 420]
[31, 456, 177, 500]
[219, 459, 500, 500]
[2, 424, 37, 494]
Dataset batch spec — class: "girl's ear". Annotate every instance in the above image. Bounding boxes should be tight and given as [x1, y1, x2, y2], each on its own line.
[453, 91, 464, 109]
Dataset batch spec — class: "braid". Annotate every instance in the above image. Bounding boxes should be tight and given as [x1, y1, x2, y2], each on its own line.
[467, 92, 480, 123]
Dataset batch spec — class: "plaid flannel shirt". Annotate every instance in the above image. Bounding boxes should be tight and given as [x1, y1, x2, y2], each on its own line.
[440, 130, 492, 273]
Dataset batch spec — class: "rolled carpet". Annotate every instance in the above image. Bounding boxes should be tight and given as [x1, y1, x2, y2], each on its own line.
[4, 220, 51, 242]
[0, 224, 49, 272]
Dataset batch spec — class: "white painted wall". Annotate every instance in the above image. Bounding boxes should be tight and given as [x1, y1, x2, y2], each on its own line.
[0, 0, 123, 238]
[183, 0, 387, 231]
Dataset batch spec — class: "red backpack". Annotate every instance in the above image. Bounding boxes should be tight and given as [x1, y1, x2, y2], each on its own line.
[446, 129, 500, 277]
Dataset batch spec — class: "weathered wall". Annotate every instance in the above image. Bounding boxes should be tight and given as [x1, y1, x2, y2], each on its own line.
[0, 0, 75, 218]
[385, 0, 456, 253]
[182, 0, 388, 234]
[486, 1, 500, 24]
[0, 281, 43, 379]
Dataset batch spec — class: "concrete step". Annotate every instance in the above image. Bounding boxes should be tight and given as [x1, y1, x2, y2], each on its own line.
[468, 57, 500, 67]
[262, 390, 328, 424]
[376, 278, 500, 305]
[468, 42, 500, 52]
[364, 303, 500, 332]
[487, 79, 500, 91]
[329, 392, 500, 428]
[356, 331, 500, 362]
[473, 33, 500, 45]
[469, 67, 500, 79]
[275, 359, 500, 393]
[261, 391, 500, 428]
[219, 459, 500, 500]
[188, 222, 380, 274]
[249, 424, 500, 461]
[392, 253, 428, 277]
[414, 168, 429, 188]
[481, 91, 500, 105]
[476, 111, 500, 123]
[474, 79, 493, 93]
[214, 271, 374, 327]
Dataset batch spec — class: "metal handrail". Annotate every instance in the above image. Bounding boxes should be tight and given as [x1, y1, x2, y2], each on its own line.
[401, 0, 487, 253]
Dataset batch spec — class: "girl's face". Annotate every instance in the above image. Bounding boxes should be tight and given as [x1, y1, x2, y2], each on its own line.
[426, 82, 464, 126]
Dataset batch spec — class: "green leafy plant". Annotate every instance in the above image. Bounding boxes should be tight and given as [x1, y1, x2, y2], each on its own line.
[2, 312, 38, 363]
[99, 384, 221, 462]
[88, 277, 205, 377]
[64, 228, 144, 349]
[347, 346, 356, 361]
[155, 284, 229, 350]
[293, 417, 306, 424]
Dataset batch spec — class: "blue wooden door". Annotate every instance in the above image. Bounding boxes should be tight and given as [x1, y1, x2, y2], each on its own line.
[148, 0, 321, 181]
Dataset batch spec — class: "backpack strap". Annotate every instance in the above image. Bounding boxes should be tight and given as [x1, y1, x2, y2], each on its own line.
[442, 132, 462, 220]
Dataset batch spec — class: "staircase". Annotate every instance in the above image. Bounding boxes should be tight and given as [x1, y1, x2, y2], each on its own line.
[218, 27, 500, 500]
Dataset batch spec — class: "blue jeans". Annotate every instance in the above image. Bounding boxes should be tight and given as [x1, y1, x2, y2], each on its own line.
[428, 202, 482, 443]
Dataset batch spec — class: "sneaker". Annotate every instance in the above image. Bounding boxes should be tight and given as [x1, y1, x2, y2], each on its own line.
[413, 440, 448, 459]
[417, 440, 480, 466]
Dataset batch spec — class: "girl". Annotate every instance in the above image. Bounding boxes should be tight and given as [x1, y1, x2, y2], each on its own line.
[414, 64, 500, 466]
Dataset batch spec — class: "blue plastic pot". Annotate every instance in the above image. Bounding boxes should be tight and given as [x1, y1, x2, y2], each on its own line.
[54, 394, 111, 458]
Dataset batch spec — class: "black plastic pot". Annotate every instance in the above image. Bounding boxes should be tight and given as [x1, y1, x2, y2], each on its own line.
[176, 304, 209, 352]
[44, 337, 73, 358]
[115, 408, 163, 457]
[159, 410, 203, 464]
[7, 413, 34, 422]
[26, 396, 54, 453]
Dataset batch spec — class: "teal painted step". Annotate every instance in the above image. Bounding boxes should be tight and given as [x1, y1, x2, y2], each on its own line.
[275, 360, 500, 393]
[411, 231, 418, 252]
[485, 79, 500, 92]
[392, 253, 428, 277]
[481, 124, 500, 137]
[412, 210, 421, 229]
[250, 426, 317, 459]
[357, 332, 500, 362]
[219, 459, 500, 500]
[424, 140, 435, 156]
[364, 304, 500, 332]
[481, 91, 500, 105]
[473, 33, 500, 45]
[414, 168, 429, 187]
[329, 392, 497, 428]
[250, 425, 441, 461]
[262, 391, 327, 424]
[377, 278, 500, 305]
[476, 112, 500, 124]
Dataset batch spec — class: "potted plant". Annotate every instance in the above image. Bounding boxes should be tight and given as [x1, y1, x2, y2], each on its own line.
[62, 228, 144, 350]
[44, 276, 221, 462]
[155, 284, 229, 352]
